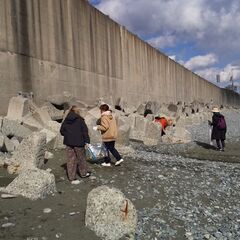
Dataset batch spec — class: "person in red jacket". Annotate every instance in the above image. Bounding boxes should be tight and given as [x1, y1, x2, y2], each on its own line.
[154, 116, 172, 136]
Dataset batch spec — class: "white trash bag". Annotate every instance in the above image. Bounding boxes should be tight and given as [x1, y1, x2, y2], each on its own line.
[86, 143, 108, 161]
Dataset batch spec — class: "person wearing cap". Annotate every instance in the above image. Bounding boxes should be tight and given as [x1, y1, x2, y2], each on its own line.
[93, 104, 124, 167]
[60, 106, 91, 183]
[209, 107, 227, 151]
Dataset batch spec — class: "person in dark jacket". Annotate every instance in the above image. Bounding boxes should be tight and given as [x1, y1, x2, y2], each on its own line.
[60, 106, 91, 182]
[209, 107, 227, 151]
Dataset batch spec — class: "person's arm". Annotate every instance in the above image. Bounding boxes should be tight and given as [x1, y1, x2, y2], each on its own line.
[60, 120, 66, 136]
[97, 116, 109, 131]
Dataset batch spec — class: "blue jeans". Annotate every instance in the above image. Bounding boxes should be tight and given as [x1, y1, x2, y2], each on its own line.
[103, 141, 122, 163]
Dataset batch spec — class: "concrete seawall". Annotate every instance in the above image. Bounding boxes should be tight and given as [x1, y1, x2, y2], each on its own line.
[0, 0, 239, 114]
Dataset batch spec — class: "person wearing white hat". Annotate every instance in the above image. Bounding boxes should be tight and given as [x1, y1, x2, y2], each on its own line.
[209, 107, 227, 151]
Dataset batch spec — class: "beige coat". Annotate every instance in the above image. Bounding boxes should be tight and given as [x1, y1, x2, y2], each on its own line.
[97, 111, 118, 142]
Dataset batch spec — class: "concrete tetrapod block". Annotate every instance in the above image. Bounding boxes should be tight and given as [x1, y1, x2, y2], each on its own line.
[0, 116, 3, 130]
[6, 96, 30, 121]
[6, 132, 46, 174]
[85, 186, 137, 240]
[22, 114, 44, 131]
[2, 136, 15, 153]
[2, 117, 32, 139]
[0, 132, 4, 150]
[85, 113, 102, 144]
[143, 121, 162, 146]
[42, 102, 64, 121]
[129, 115, 149, 142]
[0, 168, 56, 200]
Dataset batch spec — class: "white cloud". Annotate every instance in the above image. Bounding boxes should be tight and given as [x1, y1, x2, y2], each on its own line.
[195, 64, 240, 84]
[169, 55, 176, 61]
[93, 0, 240, 62]
[148, 35, 176, 49]
[184, 54, 218, 70]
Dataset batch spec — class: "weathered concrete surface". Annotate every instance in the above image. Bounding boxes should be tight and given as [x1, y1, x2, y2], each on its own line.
[85, 186, 137, 240]
[0, 0, 240, 116]
[0, 168, 56, 200]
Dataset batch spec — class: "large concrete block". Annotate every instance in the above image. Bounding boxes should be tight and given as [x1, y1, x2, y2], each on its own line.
[6, 96, 30, 121]
[0, 116, 3, 130]
[85, 186, 137, 240]
[129, 116, 149, 142]
[143, 121, 162, 146]
[42, 102, 64, 121]
[0, 132, 4, 150]
[0, 168, 56, 200]
[22, 114, 44, 131]
[46, 91, 73, 106]
[2, 136, 15, 153]
[2, 117, 32, 139]
[32, 107, 52, 126]
[85, 113, 101, 144]
[6, 132, 47, 174]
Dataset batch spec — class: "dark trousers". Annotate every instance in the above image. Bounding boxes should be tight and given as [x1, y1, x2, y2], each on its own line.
[103, 141, 122, 163]
[66, 146, 88, 180]
[216, 139, 225, 149]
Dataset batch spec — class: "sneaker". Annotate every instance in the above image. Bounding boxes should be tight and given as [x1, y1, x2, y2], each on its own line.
[115, 159, 124, 166]
[71, 180, 80, 185]
[101, 162, 111, 167]
[81, 172, 91, 178]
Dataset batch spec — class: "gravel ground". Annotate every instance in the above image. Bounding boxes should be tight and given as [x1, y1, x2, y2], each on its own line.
[0, 108, 240, 240]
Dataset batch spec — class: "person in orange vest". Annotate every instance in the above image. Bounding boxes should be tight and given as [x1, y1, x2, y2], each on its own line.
[154, 116, 173, 136]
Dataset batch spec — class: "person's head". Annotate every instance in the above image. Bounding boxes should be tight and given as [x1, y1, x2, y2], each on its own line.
[167, 119, 173, 126]
[144, 109, 153, 117]
[99, 104, 109, 113]
[212, 107, 220, 114]
[69, 105, 80, 115]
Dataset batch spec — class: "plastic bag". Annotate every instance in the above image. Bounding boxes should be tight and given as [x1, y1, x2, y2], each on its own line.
[209, 125, 213, 145]
[86, 143, 108, 161]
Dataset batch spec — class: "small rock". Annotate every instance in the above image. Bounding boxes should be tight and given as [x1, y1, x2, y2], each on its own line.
[1, 193, 17, 199]
[43, 208, 52, 213]
[2, 222, 15, 228]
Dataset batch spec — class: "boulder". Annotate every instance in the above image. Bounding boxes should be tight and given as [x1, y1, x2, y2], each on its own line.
[6, 132, 46, 174]
[85, 186, 137, 240]
[0, 168, 56, 200]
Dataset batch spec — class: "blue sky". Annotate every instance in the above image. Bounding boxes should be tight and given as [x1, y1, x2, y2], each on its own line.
[88, 0, 240, 89]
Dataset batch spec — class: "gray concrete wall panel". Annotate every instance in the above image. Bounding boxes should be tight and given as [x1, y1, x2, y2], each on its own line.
[0, 0, 239, 115]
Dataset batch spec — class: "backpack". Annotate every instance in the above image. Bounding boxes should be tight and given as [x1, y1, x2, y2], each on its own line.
[217, 116, 226, 130]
